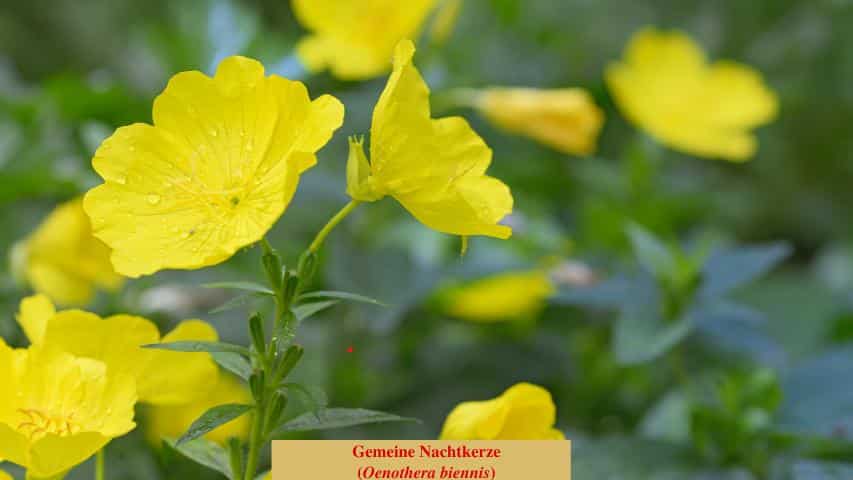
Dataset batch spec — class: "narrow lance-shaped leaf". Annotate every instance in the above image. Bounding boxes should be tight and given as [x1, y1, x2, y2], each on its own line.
[177, 404, 255, 445]
[165, 438, 232, 479]
[272, 408, 418, 436]
[211, 352, 252, 380]
[297, 290, 386, 306]
[293, 300, 339, 322]
[700, 242, 792, 299]
[203, 281, 275, 296]
[145, 341, 250, 356]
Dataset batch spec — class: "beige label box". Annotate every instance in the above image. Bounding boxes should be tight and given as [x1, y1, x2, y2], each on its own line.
[272, 440, 570, 479]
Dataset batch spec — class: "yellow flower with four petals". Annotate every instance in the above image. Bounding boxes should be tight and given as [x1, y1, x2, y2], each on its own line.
[84, 56, 344, 277]
[347, 40, 513, 239]
[17, 294, 219, 405]
[0, 340, 136, 479]
[11, 198, 123, 306]
[606, 27, 778, 161]
[440, 383, 563, 440]
[292, 0, 438, 80]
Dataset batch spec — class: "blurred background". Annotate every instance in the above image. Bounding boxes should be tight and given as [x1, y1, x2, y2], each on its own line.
[2, 0, 853, 478]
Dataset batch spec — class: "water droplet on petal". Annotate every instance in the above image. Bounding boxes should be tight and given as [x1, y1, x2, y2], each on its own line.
[146, 194, 161, 205]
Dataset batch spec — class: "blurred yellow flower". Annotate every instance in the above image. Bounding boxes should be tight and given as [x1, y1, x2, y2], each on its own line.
[606, 27, 778, 161]
[440, 383, 564, 440]
[443, 270, 554, 322]
[292, 0, 438, 80]
[475, 88, 604, 155]
[0, 469, 9, 480]
[84, 56, 344, 277]
[0, 340, 136, 478]
[347, 40, 513, 239]
[17, 294, 219, 406]
[11, 198, 123, 306]
[145, 374, 251, 446]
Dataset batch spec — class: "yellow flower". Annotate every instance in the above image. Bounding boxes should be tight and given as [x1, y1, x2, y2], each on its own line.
[443, 270, 554, 322]
[17, 294, 219, 406]
[11, 198, 123, 306]
[84, 56, 344, 277]
[0, 469, 9, 480]
[0, 340, 136, 478]
[606, 27, 778, 161]
[474, 88, 604, 156]
[347, 40, 513, 239]
[440, 383, 564, 440]
[292, 0, 438, 80]
[145, 374, 251, 446]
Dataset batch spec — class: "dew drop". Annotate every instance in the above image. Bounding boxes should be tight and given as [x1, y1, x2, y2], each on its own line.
[146, 194, 161, 205]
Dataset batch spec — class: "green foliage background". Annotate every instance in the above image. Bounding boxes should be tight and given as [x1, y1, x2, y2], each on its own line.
[2, 0, 853, 478]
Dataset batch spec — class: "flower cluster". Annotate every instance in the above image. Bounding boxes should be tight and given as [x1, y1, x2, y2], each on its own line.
[3, 4, 781, 478]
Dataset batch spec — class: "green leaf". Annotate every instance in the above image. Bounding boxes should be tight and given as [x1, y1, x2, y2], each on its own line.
[627, 223, 676, 279]
[145, 341, 250, 356]
[293, 300, 339, 321]
[203, 281, 275, 296]
[165, 438, 232, 479]
[272, 408, 418, 436]
[615, 306, 693, 365]
[211, 352, 252, 380]
[177, 404, 254, 445]
[700, 242, 791, 299]
[210, 292, 261, 314]
[639, 390, 690, 444]
[297, 290, 385, 306]
[280, 383, 328, 414]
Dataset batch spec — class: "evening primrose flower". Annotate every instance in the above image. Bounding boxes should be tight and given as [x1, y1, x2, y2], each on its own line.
[473, 88, 604, 155]
[347, 40, 513, 239]
[84, 56, 344, 277]
[17, 294, 219, 405]
[443, 270, 554, 322]
[145, 374, 251, 446]
[440, 383, 564, 440]
[0, 340, 136, 478]
[292, 0, 438, 80]
[606, 27, 778, 161]
[10, 198, 123, 306]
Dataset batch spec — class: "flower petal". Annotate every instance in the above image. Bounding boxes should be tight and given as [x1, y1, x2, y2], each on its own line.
[16, 294, 55, 344]
[371, 40, 512, 238]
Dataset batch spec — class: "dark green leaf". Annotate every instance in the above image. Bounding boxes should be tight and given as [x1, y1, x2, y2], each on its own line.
[293, 300, 339, 321]
[145, 341, 250, 356]
[297, 290, 385, 306]
[203, 281, 275, 296]
[211, 352, 252, 380]
[165, 438, 232, 479]
[178, 404, 254, 445]
[700, 242, 792, 299]
[273, 408, 417, 436]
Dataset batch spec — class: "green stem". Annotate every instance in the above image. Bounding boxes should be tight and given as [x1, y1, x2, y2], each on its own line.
[244, 406, 265, 480]
[95, 449, 105, 480]
[307, 200, 360, 253]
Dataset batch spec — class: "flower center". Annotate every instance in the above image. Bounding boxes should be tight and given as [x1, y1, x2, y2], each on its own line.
[17, 408, 80, 440]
